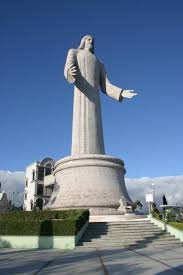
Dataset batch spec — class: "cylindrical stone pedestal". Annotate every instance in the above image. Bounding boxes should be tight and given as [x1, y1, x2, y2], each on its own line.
[46, 154, 132, 215]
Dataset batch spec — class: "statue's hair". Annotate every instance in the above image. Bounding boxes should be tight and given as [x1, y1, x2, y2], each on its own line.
[78, 35, 94, 53]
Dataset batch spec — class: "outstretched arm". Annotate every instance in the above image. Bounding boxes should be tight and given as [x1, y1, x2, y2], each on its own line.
[100, 62, 137, 101]
[122, 90, 138, 98]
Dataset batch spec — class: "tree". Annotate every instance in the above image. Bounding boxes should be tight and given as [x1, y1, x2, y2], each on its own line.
[162, 194, 168, 205]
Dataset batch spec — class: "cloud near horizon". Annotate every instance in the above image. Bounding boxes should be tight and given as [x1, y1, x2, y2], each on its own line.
[126, 175, 183, 211]
[0, 170, 25, 206]
[0, 170, 183, 210]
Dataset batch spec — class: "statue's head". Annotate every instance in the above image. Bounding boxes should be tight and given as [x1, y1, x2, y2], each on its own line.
[78, 35, 94, 53]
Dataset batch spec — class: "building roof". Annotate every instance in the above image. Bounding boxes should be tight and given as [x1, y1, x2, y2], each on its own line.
[26, 158, 55, 168]
[40, 158, 55, 166]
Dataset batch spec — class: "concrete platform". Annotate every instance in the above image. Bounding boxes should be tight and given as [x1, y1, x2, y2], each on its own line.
[0, 245, 183, 274]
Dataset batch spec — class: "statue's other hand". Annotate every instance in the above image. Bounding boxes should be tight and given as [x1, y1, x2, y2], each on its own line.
[68, 66, 77, 77]
[122, 90, 138, 99]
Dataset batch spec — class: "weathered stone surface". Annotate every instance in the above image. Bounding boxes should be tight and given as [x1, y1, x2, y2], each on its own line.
[48, 35, 137, 214]
[46, 154, 131, 214]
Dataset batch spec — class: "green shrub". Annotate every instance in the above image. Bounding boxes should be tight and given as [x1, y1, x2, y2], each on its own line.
[166, 212, 176, 222]
[152, 211, 163, 220]
[151, 203, 160, 214]
[0, 209, 88, 221]
[0, 220, 76, 236]
[0, 209, 89, 236]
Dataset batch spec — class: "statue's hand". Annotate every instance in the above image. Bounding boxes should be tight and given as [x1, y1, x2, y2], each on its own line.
[122, 90, 138, 99]
[68, 65, 77, 77]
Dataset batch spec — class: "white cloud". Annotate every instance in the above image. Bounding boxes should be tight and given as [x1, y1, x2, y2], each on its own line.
[0, 170, 182, 211]
[0, 170, 25, 206]
[126, 175, 183, 212]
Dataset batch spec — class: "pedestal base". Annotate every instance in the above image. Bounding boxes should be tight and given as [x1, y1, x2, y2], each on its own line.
[46, 154, 132, 215]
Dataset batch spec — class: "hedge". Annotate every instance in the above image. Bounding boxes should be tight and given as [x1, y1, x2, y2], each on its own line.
[0, 209, 88, 221]
[152, 211, 163, 220]
[0, 209, 89, 236]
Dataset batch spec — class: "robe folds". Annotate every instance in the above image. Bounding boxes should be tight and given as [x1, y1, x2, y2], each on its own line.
[64, 48, 123, 155]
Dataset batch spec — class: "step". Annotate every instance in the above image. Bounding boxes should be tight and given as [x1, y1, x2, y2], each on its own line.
[80, 239, 181, 246]
[81, 235, 169, 241]
[87, 227, 162, 233]
[88, 225, 153, 228]
[79, 242, 183, 248]
[87, 225, 159, 230]
[89, 222, 155, 226]
[79, 221, 182, 248]
[80, 242, 181, 249]
[89, 221, 155, 224]
[81, 236, 178, 242]
[87, 226, 161, 230]
[90, 221, 151, 225]
[82, 235, 167, 240]
[85, 231, 163, 236]
[88, 224, 160, 228]
[80, 236, 180, 243]
[82, 230, 168, 236]
[83, 231, 167, 237]
[81, 235, 176, 241]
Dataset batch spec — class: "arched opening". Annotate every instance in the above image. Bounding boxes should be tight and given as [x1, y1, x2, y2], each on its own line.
[36, 198, 43, 210]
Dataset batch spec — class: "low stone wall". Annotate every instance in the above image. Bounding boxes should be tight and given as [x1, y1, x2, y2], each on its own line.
[0, 221, 88, 249]
[149, 216, 183, 242]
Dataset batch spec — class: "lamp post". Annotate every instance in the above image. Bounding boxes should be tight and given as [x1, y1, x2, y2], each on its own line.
[152, 183, 155, 203]
[12, 192, 15, 207]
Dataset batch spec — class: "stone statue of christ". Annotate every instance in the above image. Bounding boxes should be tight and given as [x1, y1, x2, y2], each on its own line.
[64, 35, 137, 155]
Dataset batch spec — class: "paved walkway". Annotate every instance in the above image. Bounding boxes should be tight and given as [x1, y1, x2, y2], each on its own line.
[0, 245, 183, 274]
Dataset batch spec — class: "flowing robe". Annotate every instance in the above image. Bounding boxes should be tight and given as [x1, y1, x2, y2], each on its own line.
[64, 48, 123, 155]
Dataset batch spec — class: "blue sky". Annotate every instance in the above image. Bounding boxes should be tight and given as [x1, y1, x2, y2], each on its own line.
[0, 0, 183, 178]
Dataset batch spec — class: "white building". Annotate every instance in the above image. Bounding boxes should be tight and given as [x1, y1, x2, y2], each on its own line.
[23, 158, 55, 211]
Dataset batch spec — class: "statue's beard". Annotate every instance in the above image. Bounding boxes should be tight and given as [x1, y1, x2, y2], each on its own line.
[85, 45, 94, 53]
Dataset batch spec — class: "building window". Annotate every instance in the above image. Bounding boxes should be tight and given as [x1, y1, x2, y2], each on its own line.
[36, 198, 43, 210]
[38, 167, 44, 181]
[24, 193, 27, 200]
[45, 163, 52, 176]
[25, 180, 28, 187]
[45, 168, 51, 176]
[32, 170, 35, 181]
[37, 184, 44, 195]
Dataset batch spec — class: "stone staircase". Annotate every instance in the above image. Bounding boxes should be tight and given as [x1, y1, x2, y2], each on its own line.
[78, 220, 182, 248]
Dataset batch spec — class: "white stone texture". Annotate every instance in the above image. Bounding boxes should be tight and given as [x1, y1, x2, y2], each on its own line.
[44, 174, 55, 187]
[48, 36, 135, 214]
[46, 155, 131, 214]
[64, 48, 122, 155]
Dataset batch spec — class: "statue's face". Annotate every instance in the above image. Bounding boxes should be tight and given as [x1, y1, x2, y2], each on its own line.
[84, 36, 94, 52]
